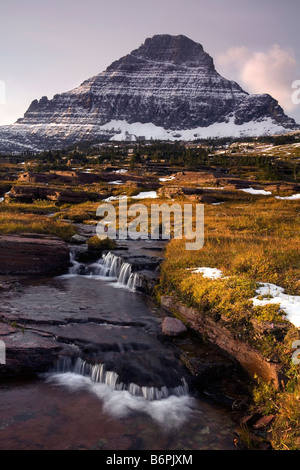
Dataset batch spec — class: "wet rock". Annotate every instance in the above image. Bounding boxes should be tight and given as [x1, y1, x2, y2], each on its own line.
[239, 413, 262, 427]
[70, 234, 87, 244]
[0, 322, 18, 336]
[161, 317, 187, 337]
[0, 280, 22, 292]
[0, 233, 70, 275]
[253, 415, 274, 429]
[128, 255, 163, 272]
[231, 397, 251, 411]
[133, 270, 159, 295]
[111, 252, 163, 272]
[0, 326, 73, 377]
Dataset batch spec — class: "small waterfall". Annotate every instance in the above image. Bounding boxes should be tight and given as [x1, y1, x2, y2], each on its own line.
[127, 272, 141, 291]
[53, 356, 189, 401]
[118, 262, 132, 285]
[68, 251, 141, 291]
[69, 253, 85, 275]
[67, 253, 109, 277]
[102, 252, 142, 291]
[102, 252, 123, 278]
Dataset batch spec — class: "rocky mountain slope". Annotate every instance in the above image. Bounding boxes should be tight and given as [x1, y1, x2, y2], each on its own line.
[0, 34, 299, 152]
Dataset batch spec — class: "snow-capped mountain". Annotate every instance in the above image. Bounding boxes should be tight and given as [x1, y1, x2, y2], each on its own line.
[0, 34, 299, 152]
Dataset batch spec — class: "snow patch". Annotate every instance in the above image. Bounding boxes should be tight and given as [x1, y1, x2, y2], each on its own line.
[159, 176, 175, 182]
[239, 187, 272, 195]
[188, 267, 223, 279]
[100, 117, 292, 142]
[275, 194, 300, 200]
[131, 191, 159, 199]
[103, 191, 158, 201]
[103, 195, 127, 202]
[252, 283, 300, 328]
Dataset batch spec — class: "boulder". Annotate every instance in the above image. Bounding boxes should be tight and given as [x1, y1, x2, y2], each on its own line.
[161, 316, 187, 337]
[0, 233, 70, 275]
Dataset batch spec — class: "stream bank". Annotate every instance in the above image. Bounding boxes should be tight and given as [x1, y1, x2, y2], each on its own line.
[0, 226, 274, 449]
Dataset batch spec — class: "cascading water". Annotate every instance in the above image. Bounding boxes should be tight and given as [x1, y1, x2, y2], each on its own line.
[127, 272, 141, 291]
[67, 251, 141, 291]
[53, 356, 189, 401]
[0, 242, 239, 448]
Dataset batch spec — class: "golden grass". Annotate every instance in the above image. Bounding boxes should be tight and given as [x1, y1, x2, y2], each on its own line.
[156, 194, 300, 450]
[0, 206, 76, 241]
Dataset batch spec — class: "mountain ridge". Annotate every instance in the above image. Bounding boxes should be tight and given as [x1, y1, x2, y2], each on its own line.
[0, 34, 299, 152]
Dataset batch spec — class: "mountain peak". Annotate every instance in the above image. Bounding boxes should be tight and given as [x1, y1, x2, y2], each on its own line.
[129, 34, 214, 68]
[0, 34, 299, 152]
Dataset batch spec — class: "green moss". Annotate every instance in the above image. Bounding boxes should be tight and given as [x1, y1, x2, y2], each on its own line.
[87, 235, 117, 252]
[252, 304, 287, 323]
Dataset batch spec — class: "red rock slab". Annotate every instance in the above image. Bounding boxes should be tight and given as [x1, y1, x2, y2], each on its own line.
[0, 233, 69, 275]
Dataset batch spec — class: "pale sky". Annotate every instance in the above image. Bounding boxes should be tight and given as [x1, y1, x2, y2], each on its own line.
[1, 0, 300, 125]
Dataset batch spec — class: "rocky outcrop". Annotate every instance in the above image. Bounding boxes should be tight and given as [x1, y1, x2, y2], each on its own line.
[160, 295, 286, 388]
[157, 186, 184, 199]
[172, 171, 219, 185]
[48, 188, 98, 204]
[6, 185, 98, 204]
[18, 170, 102, 185]
[133, 270, 159, 295]
[18, 172, 56, 184]
[0, 34, 298, 152]
[0, 233, 70, 275]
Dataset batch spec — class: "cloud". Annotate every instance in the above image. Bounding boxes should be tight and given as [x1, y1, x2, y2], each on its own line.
[216, 44, 299, 112]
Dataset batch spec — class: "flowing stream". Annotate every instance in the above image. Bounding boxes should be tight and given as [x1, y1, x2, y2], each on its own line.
[0, 245, 240, 450]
